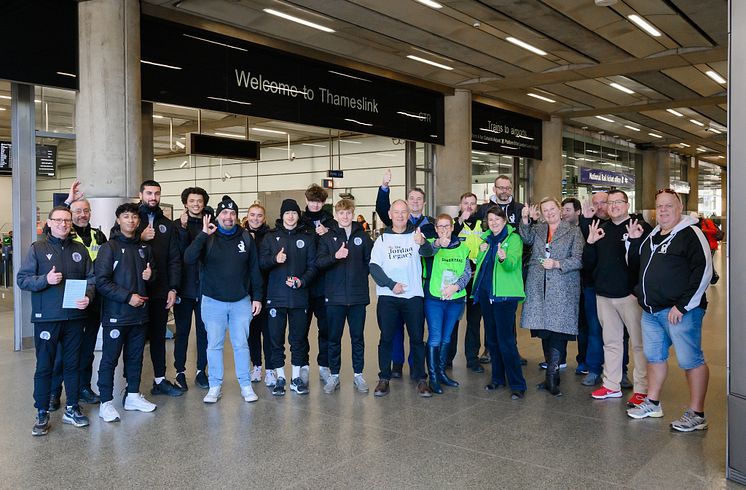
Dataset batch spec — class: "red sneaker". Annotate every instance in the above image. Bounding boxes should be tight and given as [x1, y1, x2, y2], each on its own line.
[591, 386, 623, 399]
[627, 392, 647, 407]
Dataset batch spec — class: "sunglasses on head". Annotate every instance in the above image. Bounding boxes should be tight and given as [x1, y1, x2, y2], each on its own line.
[656, 188, 681, 202]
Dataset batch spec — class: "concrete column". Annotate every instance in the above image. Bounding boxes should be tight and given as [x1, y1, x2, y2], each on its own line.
[531, 116, 562, 202]
[142, 101, 154, 182]
[687, 157, 698, 213]
[728, 0, 746, 484]
[721, 170, 727, 233]
[435, 89, 471, 207]
[76, 0, 142, 233]
[655, 148, 670, 190]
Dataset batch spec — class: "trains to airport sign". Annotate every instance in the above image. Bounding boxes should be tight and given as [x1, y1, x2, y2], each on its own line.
[471, 103, 542, 159]
[141, 16, 444, 145]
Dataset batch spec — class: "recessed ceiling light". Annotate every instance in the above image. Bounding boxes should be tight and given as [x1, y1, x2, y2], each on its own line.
[141, 60, 183, 70]
[505, 37, 547, 56]
[697, 147, 707, 152]
[406, 55, 453, 71]
[339, 140, 361, 144]
[152, 114, 164, 119]
[0, 108, 5, 112]
[679, 143, 691, 147]
[595, 115, 615, 123]
[214, 132, 245, 139]
[666, 109, 684, 117]
[527, 92, 556, 103]
[648, 132, 663, 138]
[690, 119, 705, 127]
[705, 70, 727, 84]
[263, 8, 335, 33]
[56, 71, 77, 78]
[709, 128, 722, 134]
[252, 127, 287, 134]
[301, 143, 326, 148]
[175, 140, 186, 149]
[624, 125, 640, 131]
[415, 0, 443, 8]
[610, 82, 634, 94]
[627, 14, 661, 37]
[0, 95, 10, 100]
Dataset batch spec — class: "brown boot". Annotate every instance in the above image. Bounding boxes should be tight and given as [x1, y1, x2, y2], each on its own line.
[374, 379, 390, 397]
[417, 380, 433, 398]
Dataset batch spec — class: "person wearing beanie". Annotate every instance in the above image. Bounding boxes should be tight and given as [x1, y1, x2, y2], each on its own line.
[184, 195, 264, 404]
[299, 184, 337, 386]
[260, 199, 317, 396]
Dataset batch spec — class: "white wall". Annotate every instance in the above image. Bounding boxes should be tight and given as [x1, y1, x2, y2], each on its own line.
[0, 177, 11, 235]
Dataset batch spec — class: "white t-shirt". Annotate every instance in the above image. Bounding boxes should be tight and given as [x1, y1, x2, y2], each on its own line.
[370, 231, 424, 299]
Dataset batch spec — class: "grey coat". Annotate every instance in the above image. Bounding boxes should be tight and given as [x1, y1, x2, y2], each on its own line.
[519, 220, 584, 335]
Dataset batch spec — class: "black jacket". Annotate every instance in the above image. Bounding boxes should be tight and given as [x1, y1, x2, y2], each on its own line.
[136, 204, 181, 298]
[316, 222, 373, 306]
[17, 231, 95, 323]
[579, 215, 607, 286]
[300, 208, 336, 298]
[259, 220, 316, 309]
[630, 216, 712, 314]
[375, 186, 436, 239]
[183, 226, 264, 303]
[247, 223, 271, 297]
[94, 228, 155, 327]
[174, 215, 205, 299]
[475, 198, 525, 227]
[583, 215, 652, 298]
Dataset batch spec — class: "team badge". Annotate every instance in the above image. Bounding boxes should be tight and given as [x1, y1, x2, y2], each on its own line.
[110, 329, 120, 339]
[354, 237, 363, 246]
[159, 224, 167, 233]
[46, 254, 52, 260]
[139, 249, 146, 258]
[238, 241, 246, 253]
[72, 252, 82, 262]
[39, 331, 51, 341]
[269, 308, 277, 318]
[296, 239, 305, 249]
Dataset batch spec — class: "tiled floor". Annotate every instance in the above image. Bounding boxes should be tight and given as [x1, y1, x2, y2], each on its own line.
[0, 251, 737, 489]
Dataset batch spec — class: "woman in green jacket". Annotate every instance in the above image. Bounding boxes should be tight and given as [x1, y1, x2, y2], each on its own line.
[472, 206, 527, 399]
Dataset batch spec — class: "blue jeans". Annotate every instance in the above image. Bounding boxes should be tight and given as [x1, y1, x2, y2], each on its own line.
[201, 295, 253, 388]
[424, 298, 464, 347]
[480, 293, 526, 391]
[641, 307, 706, 370]
[583, 287, 604, 375]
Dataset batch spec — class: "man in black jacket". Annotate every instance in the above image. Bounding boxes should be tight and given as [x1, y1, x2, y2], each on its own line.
[260, 199, 316, 396]
[136, 180, 183, 397]
[95, 203, 158, 423]
[17, 206, 95, 436]
[316, 199, 373, 393]
[184, 195, 264, 404]
[626, 189, 712, 432]
[173, 186, 211, 390]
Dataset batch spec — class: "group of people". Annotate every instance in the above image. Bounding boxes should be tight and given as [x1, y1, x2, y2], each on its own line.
[18, 170, 715, 437]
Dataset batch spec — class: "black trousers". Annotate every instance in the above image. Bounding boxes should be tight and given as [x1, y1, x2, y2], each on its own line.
[97, 323, 147, 403]
[146, 297, 169, 378]
[376, 296, 425, 381]
[33, 320, 83, 410]
[306, 295, 329, 368]
[248, 306, 271, 367]
[326, 304, 366, 375]
[541, 335, 569, 363]
[576, 290, 588, 366]
[173, 297, 207, 373]
[51, 297, 102, 396]
[267, 307, 308, 370]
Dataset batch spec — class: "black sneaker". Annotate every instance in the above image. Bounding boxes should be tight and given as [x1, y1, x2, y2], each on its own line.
[150, 379, 184, 397]
[62, 405, 90, 428]
[175, 372, 188, 392]
[290, 377, 309, 395]
[272, 377, 286, 396]
[468, 364, 485, 373]
[49, 394, 61, 412]
[195, 370, 209, 389]
[32, 410, 50, 436]
[79, 386, 100, 404]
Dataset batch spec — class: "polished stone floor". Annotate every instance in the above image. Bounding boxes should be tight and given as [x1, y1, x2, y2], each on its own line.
[0, 251, 737, 489]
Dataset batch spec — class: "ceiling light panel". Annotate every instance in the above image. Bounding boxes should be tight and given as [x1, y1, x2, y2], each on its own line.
[627, 14, 662, 37]
[609, 82, 634, 94]
[705, 70, 727, 84]
[505, 37, 547, 56]
[527, 92, 556, 103]
[263, 8, 335, 33]
[666, 109, 684, 117]
[406, 55, 453, 71]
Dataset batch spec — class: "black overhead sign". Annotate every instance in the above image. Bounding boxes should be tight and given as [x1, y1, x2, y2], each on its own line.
[36, 145, 57, 178]
[141, 16, 444, 145]
[471, 103, 542, 159]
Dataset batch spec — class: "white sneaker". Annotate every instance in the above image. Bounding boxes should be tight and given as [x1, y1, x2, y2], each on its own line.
[264, 370, 277, 387]
[319, 366, 331, 384]
[250, 365, 262, 383]
[353, 374, 369, 393]
[203, 386, 222, 403]
[241, 385, 259, 403]
[123, 393, 157, 412]
[323, 375, 340, 394]
[300, 365, 310, 385]
[99, 401, 120, 422]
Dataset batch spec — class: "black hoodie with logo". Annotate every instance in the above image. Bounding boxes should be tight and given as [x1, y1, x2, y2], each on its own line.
[316, 221, 373, 306]
[136, 204, 181, 298]
[300, 207, 336, 299]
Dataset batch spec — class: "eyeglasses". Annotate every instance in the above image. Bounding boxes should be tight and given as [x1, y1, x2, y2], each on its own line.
[436, 224, 451, 229]
[607, 200, 628, 205]
[49, 218, 72, 224]
[495, 186, 512, 191]
[656, 188, 681, 202]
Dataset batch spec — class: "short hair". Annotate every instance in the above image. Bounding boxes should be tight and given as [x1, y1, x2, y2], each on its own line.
[180, 187, 209, 206]
[334, 199, 355, 212]
[494, 175, 513, 185]
[390, 199, 408, 210]
[140, 179, 161, 192]
[608, 189, 629, 203]
[459, 192, 478, 202]
[69, 198, 90, 209]
[48, 206, 72, 219]
[408, 187, 426, 199]
[248, 203, 266, 215]
[561, 197, 581, 212]
[305, 184, 328, 203]
[115, 202, 140, 217]
[539, 196, 561, 210]
[435, 213, 454, 225]
[485, 205, 507, 221]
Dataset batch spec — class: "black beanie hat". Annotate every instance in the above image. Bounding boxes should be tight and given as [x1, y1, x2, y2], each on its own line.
[280, 199, 301, 216]
[215, 195, 238, 215]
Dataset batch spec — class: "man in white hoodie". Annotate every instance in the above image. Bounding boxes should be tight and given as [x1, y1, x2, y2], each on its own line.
[370, 200, 434, 398]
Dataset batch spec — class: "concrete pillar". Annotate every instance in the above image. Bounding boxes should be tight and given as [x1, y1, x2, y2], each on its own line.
[531, 116, 562, 202]
[721, 169, 727, 234]
[727, 0, 746, 483]
[687, 157, 698, 213]
[435, 89, 471, 207]
[76, 0, 142, 233]
[655, 148, 670, 191]
[142, 101, 154, 182]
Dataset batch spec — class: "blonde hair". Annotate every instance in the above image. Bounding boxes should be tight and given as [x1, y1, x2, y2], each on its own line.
[539, 196, 561, 211]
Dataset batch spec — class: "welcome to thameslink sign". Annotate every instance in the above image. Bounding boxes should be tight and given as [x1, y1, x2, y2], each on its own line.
[471, 102, 542, 159]
[141, 16, 444, 145]
[579, 166, 635, 187]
